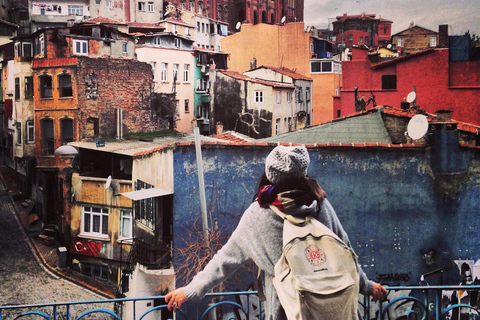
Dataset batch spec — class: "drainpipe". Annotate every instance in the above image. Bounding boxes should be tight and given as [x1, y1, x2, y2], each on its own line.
[194, 127, 209, 246]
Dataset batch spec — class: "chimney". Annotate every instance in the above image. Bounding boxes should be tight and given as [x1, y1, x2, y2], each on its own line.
[438, 25, 449, 48]
[250, 58, 257, 70]
[67, 19, 75, 27]
[216, 121, 224, 135]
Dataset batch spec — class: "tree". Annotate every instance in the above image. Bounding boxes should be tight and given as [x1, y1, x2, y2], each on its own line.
[151, 93, 177, 130]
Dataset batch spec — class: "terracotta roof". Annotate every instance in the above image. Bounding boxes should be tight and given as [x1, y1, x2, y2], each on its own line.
[212, 131, 254, 143]
[82, 16, 127, 25]
[218, 70, 295, 88]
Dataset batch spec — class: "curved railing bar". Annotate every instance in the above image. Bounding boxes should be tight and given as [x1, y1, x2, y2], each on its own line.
[380, 296, 427, 320]
[200, 301, 248, 320]
[75, 308, 120, 320]
[441, 303, 480, 318]
[138, 304, 186, 320]
[13, 311, 52, 320]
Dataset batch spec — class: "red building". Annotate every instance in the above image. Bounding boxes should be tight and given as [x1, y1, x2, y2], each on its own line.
[334, 29, 480, 125]
[332, 13, 392, 48]
[167, 0, 304, 33]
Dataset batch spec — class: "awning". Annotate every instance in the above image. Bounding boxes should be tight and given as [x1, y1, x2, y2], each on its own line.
[120, 188, 172, 200]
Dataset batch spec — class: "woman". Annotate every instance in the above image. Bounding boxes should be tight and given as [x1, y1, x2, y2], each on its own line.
[166, 145, 387, 319]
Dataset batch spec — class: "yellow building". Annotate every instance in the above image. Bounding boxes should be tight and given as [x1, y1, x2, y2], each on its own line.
[222, 22, 342, 125]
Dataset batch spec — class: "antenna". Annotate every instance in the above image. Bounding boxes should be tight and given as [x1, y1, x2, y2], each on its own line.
[406, 114, 428, 140]
[235, 21, 241, 31]
[406, 91, 416, 104]
[105, 175, 112, 189]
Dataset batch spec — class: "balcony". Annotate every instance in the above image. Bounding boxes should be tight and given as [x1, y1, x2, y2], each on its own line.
[2, 285, 480, 319]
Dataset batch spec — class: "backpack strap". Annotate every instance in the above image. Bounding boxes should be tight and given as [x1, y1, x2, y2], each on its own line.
[268, 204, 310, 226]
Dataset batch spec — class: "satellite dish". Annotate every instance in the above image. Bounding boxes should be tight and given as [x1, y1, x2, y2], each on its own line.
[281, 16, 286, 24]
[406, 91, 416, 103]
[406, 114, 428, 140]
[235, 22, 241, 30]
[105, 175, 112, 189]
[387, 44, 392, 49]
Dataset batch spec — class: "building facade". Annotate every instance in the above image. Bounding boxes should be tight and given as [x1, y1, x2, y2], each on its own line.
[392, 24, 439, 55]
[222, 22, 341, 125]
[332, 13, 392, 48]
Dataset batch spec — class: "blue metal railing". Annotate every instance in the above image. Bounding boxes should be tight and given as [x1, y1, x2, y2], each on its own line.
[1, 286, 480, 320]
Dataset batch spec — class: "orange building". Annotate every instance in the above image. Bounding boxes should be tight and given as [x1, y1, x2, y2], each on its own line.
[221, 22, 341, 125]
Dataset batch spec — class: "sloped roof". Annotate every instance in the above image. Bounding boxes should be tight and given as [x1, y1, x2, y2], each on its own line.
[249, 65, 312, 81]
[218, 70, 295, 88]
[82, 16, 127, 25]
[392, 25, 438, 37]
[259, 109, 392, 144]
[371, 48, 435, 69]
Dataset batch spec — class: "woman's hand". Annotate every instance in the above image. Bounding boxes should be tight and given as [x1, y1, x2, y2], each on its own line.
[165, 287, 188, 311]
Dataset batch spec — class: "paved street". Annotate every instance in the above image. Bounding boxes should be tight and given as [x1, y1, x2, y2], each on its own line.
[0, 180, 110, 319]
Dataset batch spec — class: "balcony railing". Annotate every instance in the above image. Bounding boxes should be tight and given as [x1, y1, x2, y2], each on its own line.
[1, 285, 480, 320]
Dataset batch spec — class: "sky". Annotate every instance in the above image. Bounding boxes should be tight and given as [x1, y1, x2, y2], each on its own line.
[304, 0, 479, 36]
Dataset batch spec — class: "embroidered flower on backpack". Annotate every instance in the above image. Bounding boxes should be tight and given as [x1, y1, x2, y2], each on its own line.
[304, 245, 326, 266]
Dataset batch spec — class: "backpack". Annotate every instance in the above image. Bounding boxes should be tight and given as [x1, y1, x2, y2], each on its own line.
[269, 204, 360, 320]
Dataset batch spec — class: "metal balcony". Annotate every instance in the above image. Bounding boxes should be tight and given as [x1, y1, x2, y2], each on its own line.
[1, 285, 480, 320]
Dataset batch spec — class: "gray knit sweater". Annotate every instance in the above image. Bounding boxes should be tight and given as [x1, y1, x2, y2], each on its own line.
[183, 199, 374, 319]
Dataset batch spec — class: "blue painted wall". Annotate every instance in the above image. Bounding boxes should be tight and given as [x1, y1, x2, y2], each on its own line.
[172, 144, 479, 288]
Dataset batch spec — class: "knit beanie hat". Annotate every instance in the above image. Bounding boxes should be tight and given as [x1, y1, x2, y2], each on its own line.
[265, 146, 310, 185]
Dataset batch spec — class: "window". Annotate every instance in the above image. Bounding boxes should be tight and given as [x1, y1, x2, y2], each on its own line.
[348, 34, 353, 41]
[397, 37, 403, 47]
[186, 27, 191, 36]
[135, 180, 156, 229]
[73, 39, 88, 55]
[58, 73, 72, 97]
[149, 62, 156, 81]
[365, 36, 369, 44]
[22, 41, 32, 58]
[38, 34, 44, 55]
[39, 75, 53, 99]
[430, 36, 437, 47]
[105, 0, 112, 8]
[68, 5, 83, 15]
[173, 64, 179, 82]
[359, 36, 363, 42]
[82, 206, 109, 237]
[15, 78, 20, 100]
[161, 63, 168, 82]
[196, 78, 209, 91]
[153, 36, 161, 45]
[275, 118, 280, 135]
[26, 120, 34, 144]
[81, 262, 109, 282]
[382, 75, 397, 90]
[287, 91, 292, 102]
[295, 87, 303, 103]
[119, 210, 133, 239]
[16, 123, 22, 145]
[306, 87, 310, 102]
[184, 99, 189, 113]
[255, 91, 264, 103]
[86, 117, 99, 138]
[60, 118, 74, 143]
[190, 1, 195, 12]
[197, 22, 200, 32]
[41, 118, 54, 155]
[172, 24, 177, 34]
[183, 64, 190, 82]
[276, 90, 281, 104]
[138, 1, 146, 11]
[174, 38, 181, 47]
[148, 2, 154, 12]
[25, 76, 33, 100]
[122, 42, 128, 55]
[310, 42, 314, 53]
[310, 60, 341, 74]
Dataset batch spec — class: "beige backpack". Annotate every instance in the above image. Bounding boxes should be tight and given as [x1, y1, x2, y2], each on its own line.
[269, 204, 360, 320]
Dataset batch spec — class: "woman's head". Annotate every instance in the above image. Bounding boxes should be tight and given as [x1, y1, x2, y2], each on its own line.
[265, 145, 310, 185]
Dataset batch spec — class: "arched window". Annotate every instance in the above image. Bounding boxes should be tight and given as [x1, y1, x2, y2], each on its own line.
[39, 74, 53, 98]
[253, 11, 258, 25]
[60, 117, 74, 143]
[41, 118, 54, 155]
[58, 73, 72, 97]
